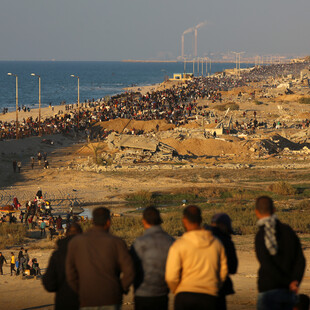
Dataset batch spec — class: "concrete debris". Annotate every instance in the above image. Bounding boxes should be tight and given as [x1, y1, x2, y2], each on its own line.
[248, 134, 310, 156]
[107, 132, 177, 155]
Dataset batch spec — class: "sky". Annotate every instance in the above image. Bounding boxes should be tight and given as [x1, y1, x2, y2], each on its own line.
[0, 0, 309, 61]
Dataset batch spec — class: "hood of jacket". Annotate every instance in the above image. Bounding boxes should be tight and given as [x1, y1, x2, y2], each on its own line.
[182, 229, 215, 248]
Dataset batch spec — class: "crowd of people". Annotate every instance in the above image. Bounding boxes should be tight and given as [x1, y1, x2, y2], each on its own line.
[0, 248, 41, 277]
[40, 197, 308, 310]
[1, 62, 308, 141]
[0, 188, 80, 243]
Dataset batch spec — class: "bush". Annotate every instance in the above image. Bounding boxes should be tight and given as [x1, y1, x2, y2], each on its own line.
[0, 223, 27, 248]
[226, 102, 240, 110]
[124, 190, 153, 204]
[298, 97, 310, 105]
[214, 102, 239, 111]
[111, 216, 144, 245]
[267, 181, 297, 196]
[254, 100, 263, 105]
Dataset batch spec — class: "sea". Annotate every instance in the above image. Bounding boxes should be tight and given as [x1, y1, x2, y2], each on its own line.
[0, 61, 252, 112]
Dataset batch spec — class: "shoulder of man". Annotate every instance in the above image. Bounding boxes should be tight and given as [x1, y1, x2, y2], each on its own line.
[134, 228, 174, 249]
[277, 220, 301, 242]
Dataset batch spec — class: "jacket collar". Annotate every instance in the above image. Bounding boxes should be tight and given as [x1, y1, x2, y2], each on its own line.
[144, 225, 163, 235]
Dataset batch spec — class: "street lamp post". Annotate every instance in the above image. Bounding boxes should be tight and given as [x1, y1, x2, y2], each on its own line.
[7, 73, 19, 139]
[31, 73, 41, 135]
[71, 75, 80, 129]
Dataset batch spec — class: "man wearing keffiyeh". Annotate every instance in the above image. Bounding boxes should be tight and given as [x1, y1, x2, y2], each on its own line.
[255, 196, 306, 310]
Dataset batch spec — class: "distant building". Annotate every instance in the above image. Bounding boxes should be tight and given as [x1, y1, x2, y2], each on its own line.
[171, 73, 193, 81]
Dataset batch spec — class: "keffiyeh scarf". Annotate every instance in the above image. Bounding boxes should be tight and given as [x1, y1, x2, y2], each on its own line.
[257, 214, 278, 256]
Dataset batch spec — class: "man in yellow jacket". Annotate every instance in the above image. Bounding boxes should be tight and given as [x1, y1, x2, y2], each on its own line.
[165, 205, 228, 310]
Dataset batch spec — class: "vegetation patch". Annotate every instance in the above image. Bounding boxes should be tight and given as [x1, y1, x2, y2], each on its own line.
[267, 181, 298, 196]
[254, 100, 264, 105]
[0, 224, 27, 248]
[298, 97, 310, 105]
[214, 102, 239, 111]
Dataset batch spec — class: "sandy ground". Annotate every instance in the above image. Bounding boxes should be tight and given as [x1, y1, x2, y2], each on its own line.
[0, 104, 69, 123]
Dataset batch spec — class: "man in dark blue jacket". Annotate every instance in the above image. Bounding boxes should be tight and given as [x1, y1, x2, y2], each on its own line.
[42, 223, 82, 310]
[131, 207, 175, 310]
[255, 196, 305, 310]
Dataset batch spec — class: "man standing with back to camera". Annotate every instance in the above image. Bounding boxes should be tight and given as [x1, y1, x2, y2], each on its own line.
[255, 196, 306, 310]
[130, 206, 174, 310]
[66, 207, 134, 310]
[165, 205, 228, 310]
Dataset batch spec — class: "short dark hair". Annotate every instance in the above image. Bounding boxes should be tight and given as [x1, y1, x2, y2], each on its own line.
[93, 207, 111, 227]
[183, 205, 202, 224]
[67, 222, 83, 235]
[143, 207, 162, 225]
[255, 196, 275, 215]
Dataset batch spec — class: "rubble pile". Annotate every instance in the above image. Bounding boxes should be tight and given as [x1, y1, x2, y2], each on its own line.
[248, 133, 310, 156]
[105, 132, 180, 164]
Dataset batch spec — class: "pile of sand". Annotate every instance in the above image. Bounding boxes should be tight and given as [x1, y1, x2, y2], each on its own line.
[274, 94, 302, 102]
[160, 138, 248, 157]
[222, 86, 258, 97]
[95, 119, 175, 133]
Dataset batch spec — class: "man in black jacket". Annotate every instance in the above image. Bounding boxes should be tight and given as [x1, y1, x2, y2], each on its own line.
[42, 223, 82, 310]
[209, 213, 238, 310]
[255, 196, 306, 310]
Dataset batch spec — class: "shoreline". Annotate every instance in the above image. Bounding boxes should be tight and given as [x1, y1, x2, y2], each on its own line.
[0, 79, 182, 123]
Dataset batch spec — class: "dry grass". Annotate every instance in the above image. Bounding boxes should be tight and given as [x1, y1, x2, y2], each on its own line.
[298, 97, 310, 105]
[267, 181, 297, 195]
[214, 102, 240, 111]
[0, 224, 27, 248]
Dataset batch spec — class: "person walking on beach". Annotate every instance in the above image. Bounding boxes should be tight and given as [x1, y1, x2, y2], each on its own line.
[17, 161, 22, 173]
[131, 207, 175, 310]
[17, 247, 24, 275]
[43, 223, 83, 310]
[10, 252, 16, 276]
[255, 196, 305, 310]
[37, 152, 42, 166]
[0, 252, 7, 275]
[31, 156, 35, 169]
[165, 205, 228, 310]
[40, 220, 47, 237]
[24, 249, 30, 269]
[66, 207, 134, 309]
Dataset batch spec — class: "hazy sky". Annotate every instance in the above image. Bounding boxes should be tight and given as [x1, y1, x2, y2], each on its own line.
[0, 0, 309, 61]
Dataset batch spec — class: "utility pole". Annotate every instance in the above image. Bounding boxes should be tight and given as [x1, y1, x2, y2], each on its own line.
[7, 73, 19, 139]
[209, 58, 212, 76]
[197, 57, 200, 76]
